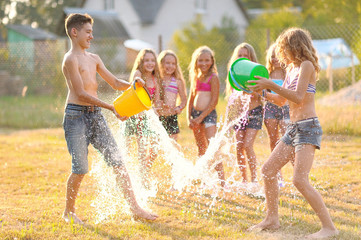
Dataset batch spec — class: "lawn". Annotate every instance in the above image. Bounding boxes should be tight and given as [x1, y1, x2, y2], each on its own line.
[1, 94, 361, 239]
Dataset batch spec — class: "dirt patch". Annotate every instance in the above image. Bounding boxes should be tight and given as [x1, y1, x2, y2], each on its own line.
[318, 80, 361, 105]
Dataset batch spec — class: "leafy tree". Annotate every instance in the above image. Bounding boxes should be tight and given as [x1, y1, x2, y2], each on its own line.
[0, 0, 81, 34]
[170, 16, 241, 85]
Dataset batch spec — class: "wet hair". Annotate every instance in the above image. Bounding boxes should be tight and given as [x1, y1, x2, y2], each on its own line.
[225, 42, 257, 98]
[188, 46, 217, 94]
[65, 13, 93, 38]
[275, 27, 320, 75]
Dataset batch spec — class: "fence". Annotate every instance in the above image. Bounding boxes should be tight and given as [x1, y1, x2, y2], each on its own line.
[0, 23, 360, 97]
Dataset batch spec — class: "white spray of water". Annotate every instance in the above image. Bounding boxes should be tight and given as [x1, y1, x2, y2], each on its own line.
[90, 91, 264, 223]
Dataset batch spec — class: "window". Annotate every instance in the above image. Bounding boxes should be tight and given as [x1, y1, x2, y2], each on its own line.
[195, 0, 207, 14]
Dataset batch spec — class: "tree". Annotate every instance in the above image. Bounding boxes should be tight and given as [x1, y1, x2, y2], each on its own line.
[170, 16, 241, 84]
[0, 0, 82, 34]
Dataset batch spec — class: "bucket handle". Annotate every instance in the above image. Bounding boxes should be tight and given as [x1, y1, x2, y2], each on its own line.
[229, 69, 252, 93]
[133, 79, 152, 100]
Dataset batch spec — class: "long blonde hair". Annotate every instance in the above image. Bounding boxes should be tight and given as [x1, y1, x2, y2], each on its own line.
[225, 43, 258, 98]
[157, 50, 185, 84]
[129, 48, 162, 98]
[188, 46, 218, 94]
[275, 28, 320, 76]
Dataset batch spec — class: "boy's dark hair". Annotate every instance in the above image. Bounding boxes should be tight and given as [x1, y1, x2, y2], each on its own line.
[65, 13, 93, 38]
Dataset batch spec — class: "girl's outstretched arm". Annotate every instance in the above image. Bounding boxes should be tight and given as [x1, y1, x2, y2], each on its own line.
[249, 61, 314, 104]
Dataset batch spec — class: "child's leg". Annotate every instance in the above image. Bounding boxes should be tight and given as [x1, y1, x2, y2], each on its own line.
[250, 141, 293, 230]
[113, 165, 158, 221]
[235, 129, 247, 182]
[242, 128, 259, 182]
[63, 173, 85, 224]
[293, 145, 338, 238]
[192, 124, 208, 156]
[264, 119, 280, 151]
[205, 125, 225, 186]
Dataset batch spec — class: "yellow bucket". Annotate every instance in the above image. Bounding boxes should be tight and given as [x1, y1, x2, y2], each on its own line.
[113, 82, 152, 117]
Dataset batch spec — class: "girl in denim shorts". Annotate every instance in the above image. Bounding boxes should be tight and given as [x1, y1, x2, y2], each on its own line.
[263, 43, 290, 186]
[187, 46, 225, 187]
[225, 43, 263, 184]
[248, 28, 338, 239]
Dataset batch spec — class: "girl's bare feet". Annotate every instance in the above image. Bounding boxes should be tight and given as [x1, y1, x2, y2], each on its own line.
[306, 228, 339, 239]
[63, 212, 84, 225]
[248, 218, 280, 232]
[132, 207, 158, 221]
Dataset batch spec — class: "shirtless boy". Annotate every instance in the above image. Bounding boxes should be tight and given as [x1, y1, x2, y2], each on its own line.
[62, 13, 158, 224]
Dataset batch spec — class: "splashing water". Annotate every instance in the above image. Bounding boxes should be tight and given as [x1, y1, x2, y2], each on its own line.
[91, 91, 264, 223]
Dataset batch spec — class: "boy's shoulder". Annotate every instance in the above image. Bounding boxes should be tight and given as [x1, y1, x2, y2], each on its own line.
[63, 51, 100, 64]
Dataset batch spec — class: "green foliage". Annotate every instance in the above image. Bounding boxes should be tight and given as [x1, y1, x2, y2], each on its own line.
[0, 0, 80, 34]
[245, 9, 303, 65]
[170, 16, 240, 83]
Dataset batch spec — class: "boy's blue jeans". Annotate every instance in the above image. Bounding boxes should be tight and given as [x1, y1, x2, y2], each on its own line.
[63, 104, 123, 174]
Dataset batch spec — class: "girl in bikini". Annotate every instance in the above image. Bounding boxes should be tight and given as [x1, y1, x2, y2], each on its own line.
[187, 46, 225, 187]
[225, 43, 263, 184]
[157, 50, 187, 141]
[249, 28, 338, 239]
[125, 48, 162, 187]
[263, 43, 290, 186]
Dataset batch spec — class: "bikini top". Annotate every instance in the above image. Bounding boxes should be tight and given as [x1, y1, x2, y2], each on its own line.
[163, 77, 178, 94]
[285, 67, 316, 94]
[196, 73, 214, 92]
[145, 75, 156, 99]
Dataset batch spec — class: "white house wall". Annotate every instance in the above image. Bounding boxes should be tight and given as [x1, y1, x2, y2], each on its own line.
[83, 0, 248, 51]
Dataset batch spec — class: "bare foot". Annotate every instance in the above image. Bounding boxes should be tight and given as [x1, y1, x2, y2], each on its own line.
[306, 228, 339, 239]
[63, 212, 84, 225]
[132, 207, 158, 221]
[248, 219, 280, 232]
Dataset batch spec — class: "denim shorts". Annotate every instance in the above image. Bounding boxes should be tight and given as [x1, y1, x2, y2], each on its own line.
[159, 114, 180, 135]
[264, 102, 290, 121]
[234, 105, 263, 131]
[281, 117, 322, 152]
[63, 104, 123, 174]
[191, 109, 217, 128]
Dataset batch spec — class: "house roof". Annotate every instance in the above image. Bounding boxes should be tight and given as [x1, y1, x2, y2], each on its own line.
[128, 0, 249, 25]
[6, 24, 57, 40]
[129, 0, 165, 25]
[59, 7, 130, 39]
[313, 38, 360, 70]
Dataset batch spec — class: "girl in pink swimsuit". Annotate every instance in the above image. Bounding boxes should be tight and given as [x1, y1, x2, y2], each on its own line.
[187, 46, 225, 187]
[125, 48, 162, 187]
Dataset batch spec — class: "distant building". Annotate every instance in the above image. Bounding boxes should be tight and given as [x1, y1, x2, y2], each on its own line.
[79, 0, 249, 50]
[6, 24, 57, 72]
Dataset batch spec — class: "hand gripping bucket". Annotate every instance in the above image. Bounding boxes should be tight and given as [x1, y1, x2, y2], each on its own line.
[228, 58, 269, 93]
[113, 81, 152, 117]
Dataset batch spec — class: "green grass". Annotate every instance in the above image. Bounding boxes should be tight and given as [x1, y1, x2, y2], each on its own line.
[0, 127, 360, 239]
[1, 93, 361, 136]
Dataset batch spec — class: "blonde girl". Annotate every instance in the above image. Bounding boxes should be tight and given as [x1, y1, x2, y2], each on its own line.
[187, 46, 225, 187]
[157, 50, 187, 141]
[264, 43, 289, 186]
[226, 43, 262, 184]
[125, 48, 161, 186]
[249, 28, 338, 239]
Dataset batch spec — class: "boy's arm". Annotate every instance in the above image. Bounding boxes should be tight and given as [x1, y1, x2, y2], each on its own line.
[95, 54, 130, 91]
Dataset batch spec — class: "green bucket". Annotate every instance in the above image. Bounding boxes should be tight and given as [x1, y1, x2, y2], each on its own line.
[228, 58, 269, 93]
